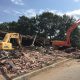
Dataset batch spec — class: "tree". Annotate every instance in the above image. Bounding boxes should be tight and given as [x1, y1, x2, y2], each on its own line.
[29, 17, 38, 36]
[0, 12, 79, 48]
[8, 21, 18, 32]
[38, 12, 54, 39]
[17, 16, 30, 35]
[54, 15, 75, 40]
[0, 22, 9, 31]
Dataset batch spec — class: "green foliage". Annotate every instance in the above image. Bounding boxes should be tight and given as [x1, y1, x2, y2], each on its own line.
[0, 12, 79, 47]
[8, 21, 18, 32]
[0, 22, 9, 31]
[17, 16, 31, 35]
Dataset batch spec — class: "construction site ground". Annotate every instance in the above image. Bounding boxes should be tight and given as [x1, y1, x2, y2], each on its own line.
[30, 59, 80, 80]
[0, 47, 80, 80]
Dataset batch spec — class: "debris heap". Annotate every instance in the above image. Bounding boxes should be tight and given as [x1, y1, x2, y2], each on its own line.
[0, 48, 80, 79]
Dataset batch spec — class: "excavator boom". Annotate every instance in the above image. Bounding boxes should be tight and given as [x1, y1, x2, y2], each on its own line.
[52, 19, 80, 47]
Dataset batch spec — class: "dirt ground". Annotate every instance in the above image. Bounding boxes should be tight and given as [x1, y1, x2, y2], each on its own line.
[0, 75, 5, 80]
[30, 59, 80, 80]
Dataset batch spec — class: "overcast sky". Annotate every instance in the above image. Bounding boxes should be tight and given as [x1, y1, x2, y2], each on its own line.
[0, 0, 80, 22]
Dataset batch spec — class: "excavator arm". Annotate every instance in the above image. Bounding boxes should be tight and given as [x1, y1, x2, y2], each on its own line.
[65, 19, 80, 46]
[52, 19, 80, 47]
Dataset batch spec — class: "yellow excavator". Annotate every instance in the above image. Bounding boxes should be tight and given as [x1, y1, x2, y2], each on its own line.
[0, 33, 22, 50]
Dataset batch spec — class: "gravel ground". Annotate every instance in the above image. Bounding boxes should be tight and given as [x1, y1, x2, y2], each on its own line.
[30, 59, 80, 80]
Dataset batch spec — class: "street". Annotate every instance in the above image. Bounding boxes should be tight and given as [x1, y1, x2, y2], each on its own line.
[30, 59, 80, 80]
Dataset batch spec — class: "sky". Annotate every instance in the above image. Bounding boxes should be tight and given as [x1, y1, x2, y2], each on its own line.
[0, 0, 80, 22]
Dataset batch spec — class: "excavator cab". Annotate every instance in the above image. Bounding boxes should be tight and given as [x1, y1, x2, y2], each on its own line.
[0, 42, 13, 50]
[0, 33, 22, 50]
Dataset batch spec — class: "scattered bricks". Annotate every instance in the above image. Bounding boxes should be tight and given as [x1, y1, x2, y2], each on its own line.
[6, 61, 16, 69]
[1, 47, 78, 79]
[0, 60, 6, 63]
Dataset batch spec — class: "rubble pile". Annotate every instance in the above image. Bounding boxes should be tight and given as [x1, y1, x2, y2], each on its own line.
[0, 49, 64, 78]
[52, 50, 80, 59]
[0, 48, 80, 79]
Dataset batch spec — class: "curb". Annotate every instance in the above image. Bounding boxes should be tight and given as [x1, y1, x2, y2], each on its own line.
[13, 59, 72, 80]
